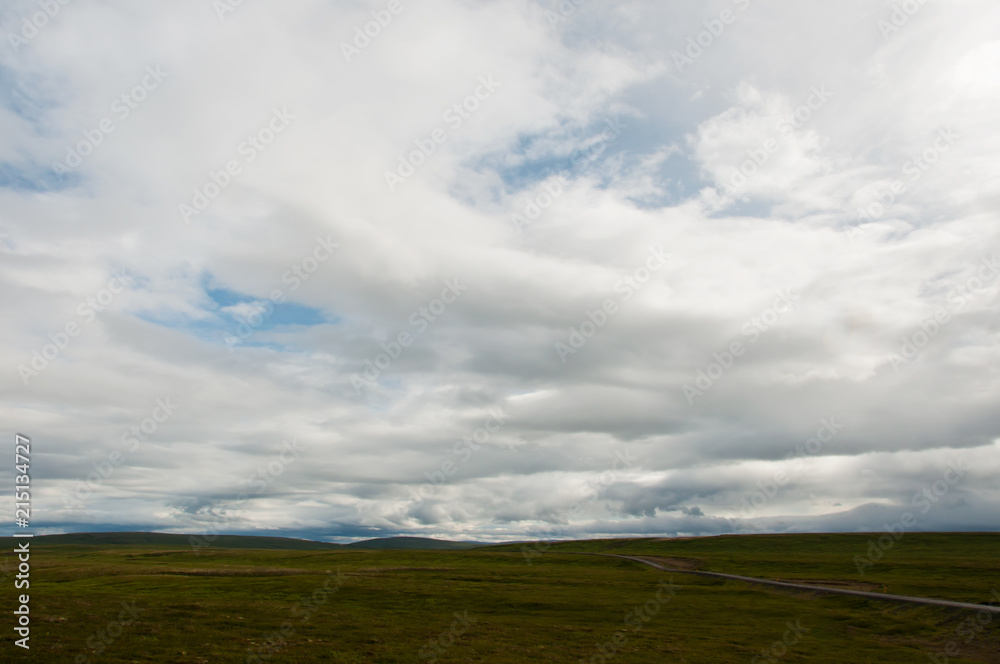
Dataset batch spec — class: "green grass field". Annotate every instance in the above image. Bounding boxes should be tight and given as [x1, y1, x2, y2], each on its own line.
[2, 533, 998, 663]
[499, 532, 1000, 604]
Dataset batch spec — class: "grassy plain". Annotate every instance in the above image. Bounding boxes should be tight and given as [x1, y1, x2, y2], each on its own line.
[0, 533, 997, 663]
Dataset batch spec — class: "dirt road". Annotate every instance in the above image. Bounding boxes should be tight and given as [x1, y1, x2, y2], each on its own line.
[574, 552, 1000, 614]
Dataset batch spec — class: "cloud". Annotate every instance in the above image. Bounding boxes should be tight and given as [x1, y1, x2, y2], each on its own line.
[2, 0, 998, 543]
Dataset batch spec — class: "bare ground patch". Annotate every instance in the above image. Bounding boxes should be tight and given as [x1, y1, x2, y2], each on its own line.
[151, 567, 316, 576]
[352, 566, 457, 574]
[633, 555, 705, 571]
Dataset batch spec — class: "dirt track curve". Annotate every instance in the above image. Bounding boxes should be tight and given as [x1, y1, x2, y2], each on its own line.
[572, 552, 1000, 614]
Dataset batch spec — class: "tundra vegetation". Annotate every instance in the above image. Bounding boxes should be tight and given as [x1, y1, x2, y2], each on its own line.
[1, 532, 997, 662]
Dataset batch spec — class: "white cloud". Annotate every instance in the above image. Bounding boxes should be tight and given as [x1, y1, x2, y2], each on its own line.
[2, 0, 999, 542]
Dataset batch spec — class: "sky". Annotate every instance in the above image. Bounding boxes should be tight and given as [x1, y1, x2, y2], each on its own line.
[2, 0, 998, 544]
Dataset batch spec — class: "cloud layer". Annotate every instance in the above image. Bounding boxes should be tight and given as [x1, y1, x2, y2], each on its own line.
[2, 0, 998, 543]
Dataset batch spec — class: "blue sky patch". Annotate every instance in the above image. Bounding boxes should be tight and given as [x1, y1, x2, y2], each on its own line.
[205, 285, 330, 329]
[135, 280, 333, 351]
[0, 161, 80, 192]
[0, 63, 56, 124]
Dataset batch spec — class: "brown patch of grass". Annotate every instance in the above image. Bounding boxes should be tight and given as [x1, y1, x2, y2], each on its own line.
[353, 566, 456, 573]
[634, 555, 705, 570]
[152, 567, 315, 576]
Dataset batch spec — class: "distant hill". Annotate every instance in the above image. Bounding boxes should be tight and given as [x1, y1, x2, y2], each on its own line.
[343, 536, 485, 550]
[8, 531, 342, 550]
[1, 532, 486, 551]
